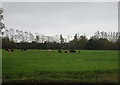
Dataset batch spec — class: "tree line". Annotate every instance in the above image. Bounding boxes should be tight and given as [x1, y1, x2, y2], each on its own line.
[2, 31, 120, 50]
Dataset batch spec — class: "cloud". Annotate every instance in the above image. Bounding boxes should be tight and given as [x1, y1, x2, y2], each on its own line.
[3, 2, 118, 37]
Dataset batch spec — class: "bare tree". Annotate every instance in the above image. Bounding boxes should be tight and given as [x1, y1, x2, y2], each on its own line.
[29, 32, 35, 42]
[24, 31, 29, 42]
[60, 34, 64, 44]
[8, 28, 15, 41]
[0, 8, 5, 37]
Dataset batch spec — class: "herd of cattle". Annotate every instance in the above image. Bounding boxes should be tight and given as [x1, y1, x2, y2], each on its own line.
[4, 49, 80, 53]
[5, 49, 14, 52]
[58, 50, 80, 53]
[5, 48, 27, 52]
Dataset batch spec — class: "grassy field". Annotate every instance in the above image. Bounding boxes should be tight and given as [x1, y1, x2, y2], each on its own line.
[2, 50, 118, 83]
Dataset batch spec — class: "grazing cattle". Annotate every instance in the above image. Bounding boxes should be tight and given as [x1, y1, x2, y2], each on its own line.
[24, 48, 27, 51]
[58, 50, 62, 53]
[64, 51, 68, 53]
[10, 49, 14, 52]
[69, 50, 76, 53]
[5, 49, 9, 52]
[21, 48, 27, 52]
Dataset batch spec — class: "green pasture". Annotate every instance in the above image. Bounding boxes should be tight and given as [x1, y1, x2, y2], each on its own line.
[2, 50, 118, 83]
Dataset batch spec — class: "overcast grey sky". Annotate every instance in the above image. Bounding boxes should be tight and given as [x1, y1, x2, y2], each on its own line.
[2, 2, 118, 37]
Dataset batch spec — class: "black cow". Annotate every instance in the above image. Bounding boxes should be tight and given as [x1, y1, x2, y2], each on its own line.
[69, 50, 76, 53]
[64, 51, 68, 53]
[5, 49, 9, 52]
[21, 48, 27, 52]
[58, 50, 62, 53]
[24, 48, 27, 51]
